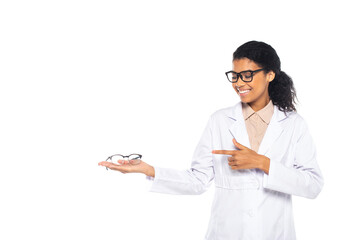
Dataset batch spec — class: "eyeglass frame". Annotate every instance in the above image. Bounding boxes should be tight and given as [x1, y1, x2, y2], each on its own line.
[105, 153, 142, 170]
[225, 68, 266, 83]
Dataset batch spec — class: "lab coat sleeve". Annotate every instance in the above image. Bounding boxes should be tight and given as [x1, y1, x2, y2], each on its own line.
[145, 116, 215, 195]
[263, 117, 324, 199]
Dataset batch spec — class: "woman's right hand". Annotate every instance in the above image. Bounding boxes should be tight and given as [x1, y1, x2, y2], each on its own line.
[98, 159, 155, 177]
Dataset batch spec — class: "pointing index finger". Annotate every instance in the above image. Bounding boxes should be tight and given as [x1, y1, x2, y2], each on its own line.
[212, 150, 235, 155]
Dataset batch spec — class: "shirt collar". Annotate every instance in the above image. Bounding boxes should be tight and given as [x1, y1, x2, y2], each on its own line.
[241, 100, 274, 124]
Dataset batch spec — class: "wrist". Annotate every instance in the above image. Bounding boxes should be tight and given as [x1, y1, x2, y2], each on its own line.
[144, 165, 155, 178]
[258, 155, 270, 175]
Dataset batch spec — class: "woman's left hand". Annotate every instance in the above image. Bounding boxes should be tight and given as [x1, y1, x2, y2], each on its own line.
[212, 138, 270, 174]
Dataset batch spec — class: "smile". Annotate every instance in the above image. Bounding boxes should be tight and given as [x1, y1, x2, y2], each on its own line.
[236, 87, 252, 96]
[239, 89, 250, 94]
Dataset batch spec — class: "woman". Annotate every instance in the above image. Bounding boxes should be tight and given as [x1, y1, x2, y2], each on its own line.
[98, 40, 324, 240]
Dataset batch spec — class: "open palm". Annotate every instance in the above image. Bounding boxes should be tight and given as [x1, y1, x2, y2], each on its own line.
[98, 159, 153, 176]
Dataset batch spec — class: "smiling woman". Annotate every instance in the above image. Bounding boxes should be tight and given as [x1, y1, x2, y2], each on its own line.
[229, 40, 297, 113]
[98, 40, 324, 240]
[231, 58, 273, 111]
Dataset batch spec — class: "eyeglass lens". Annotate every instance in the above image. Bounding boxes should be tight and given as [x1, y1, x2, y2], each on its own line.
[227, 71, 254, 82]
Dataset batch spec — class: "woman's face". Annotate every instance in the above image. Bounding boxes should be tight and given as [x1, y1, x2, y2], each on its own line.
[232, 58, 275, 111]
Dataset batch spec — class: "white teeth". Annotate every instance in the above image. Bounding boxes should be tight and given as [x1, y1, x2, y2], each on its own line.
[238, 89, 250, 94]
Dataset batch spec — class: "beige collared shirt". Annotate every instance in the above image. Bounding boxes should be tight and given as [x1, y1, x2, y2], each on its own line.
[241, 100, 274, 153]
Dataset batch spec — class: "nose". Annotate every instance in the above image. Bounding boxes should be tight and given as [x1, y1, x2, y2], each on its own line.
[235, 81, 245, 87]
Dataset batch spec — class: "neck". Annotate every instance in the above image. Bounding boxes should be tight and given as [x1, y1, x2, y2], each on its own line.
[248, 97, 270, 112]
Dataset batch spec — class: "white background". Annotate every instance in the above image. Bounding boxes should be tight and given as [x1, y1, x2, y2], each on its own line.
[0, 0, 359, 239]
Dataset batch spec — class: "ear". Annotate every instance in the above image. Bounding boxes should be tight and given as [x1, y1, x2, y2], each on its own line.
[267, 70, 275, 83]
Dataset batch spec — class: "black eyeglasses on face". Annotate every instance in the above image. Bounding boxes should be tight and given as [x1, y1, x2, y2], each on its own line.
[225, 68, 265, 83]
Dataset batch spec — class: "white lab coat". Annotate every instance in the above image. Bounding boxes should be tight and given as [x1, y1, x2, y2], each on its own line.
[147, 101, 324, 240]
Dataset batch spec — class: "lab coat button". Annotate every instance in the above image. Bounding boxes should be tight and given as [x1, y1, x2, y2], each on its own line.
[247, 210, 254, 217]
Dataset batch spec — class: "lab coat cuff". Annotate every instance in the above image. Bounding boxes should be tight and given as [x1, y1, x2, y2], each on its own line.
[263, 160, 285, 190]
[145, 166, 157, 191]
[263, 159, 301, 196]
[144, 166, 188, 194]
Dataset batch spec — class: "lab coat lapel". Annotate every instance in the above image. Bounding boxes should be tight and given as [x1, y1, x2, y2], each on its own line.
[257, 106, 286, 155]
[227, 102, 287, 154]
[228, 102, 251, 149]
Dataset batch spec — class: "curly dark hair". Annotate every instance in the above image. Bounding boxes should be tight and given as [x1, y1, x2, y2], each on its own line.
[233, 41, 298, 113]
